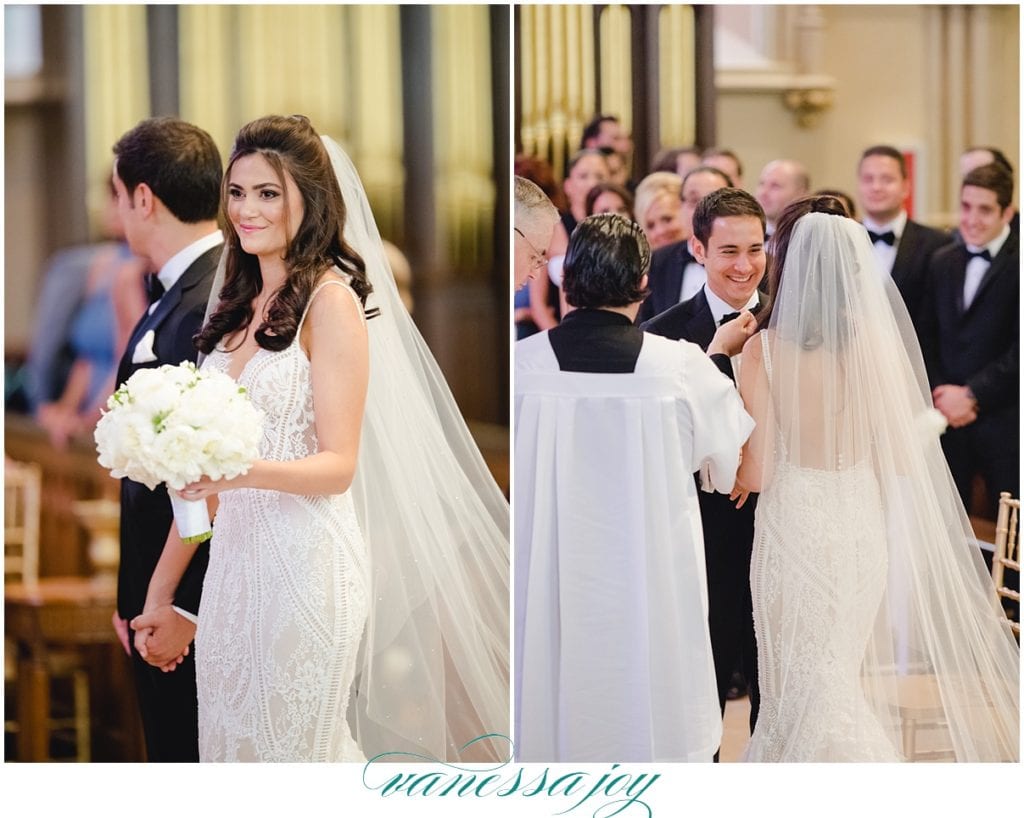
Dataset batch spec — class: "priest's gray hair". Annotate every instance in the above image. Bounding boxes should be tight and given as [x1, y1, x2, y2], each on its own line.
[515, 176, 557, 227]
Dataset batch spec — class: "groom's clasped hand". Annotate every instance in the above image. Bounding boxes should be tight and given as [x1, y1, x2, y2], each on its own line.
[132, 605, 195, 673]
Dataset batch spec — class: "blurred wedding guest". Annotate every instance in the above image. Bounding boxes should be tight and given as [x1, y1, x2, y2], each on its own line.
[633, 172, 686, 251]
[636, 165, 731, 324]
[959, 146, 1018, 233]
[920, 163, 1018, 526]
[515, 213, 754, 762]
[815, 188, 857, 219]
[514, 175, 559, 290]
[585, 181, 633, 218]
[960, 145, 1014, 178]
[599, 147, 630, 188]
[755, 159, 809, 237]
[856, 145, 951, 324]
[26, 178, 148, 447]
[580, 114, 633, 160]
[529, 149, 609, 330]
[514, 153, 567, 212]
[651, 145, 703, 178]
[703, 148, 745, 190]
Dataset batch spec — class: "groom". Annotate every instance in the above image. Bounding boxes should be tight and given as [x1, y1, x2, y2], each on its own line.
[641, 188, 767, 750]
[111, 117, 223, 761]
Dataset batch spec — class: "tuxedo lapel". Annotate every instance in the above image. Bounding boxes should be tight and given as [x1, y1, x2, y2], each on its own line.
[891, 222, 918, 286]
[685, 291, 716, 350]
[116, 245, 221, 386]
[662, 242, 689, 306]
[964, 232, 1018, 316]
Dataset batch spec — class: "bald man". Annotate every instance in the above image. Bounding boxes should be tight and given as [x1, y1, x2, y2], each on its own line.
[755, 159, 809, 237]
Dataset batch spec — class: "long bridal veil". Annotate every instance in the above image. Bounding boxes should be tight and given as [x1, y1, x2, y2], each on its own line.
[203, 136, 509, 762]
[753, 212, 1017, 761]
[322, 138, 509, 762]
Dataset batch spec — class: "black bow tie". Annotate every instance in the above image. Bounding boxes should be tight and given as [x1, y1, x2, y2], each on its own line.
[145, 273, 166, 304]
[868, 230, 896, 246]
[719, 303, 761, 326]
[966, 248, 992, 262]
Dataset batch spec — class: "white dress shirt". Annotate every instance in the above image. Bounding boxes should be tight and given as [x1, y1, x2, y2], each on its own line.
[703, 283, 760, 327]
[862, 210, 908, 279]
[963, 223, 1010, 309]
[148, 230, 224, 315]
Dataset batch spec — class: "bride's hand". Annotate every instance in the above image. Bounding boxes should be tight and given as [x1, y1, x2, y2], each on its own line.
[177, 472, 244, 501]
[730, 478, 751, 509]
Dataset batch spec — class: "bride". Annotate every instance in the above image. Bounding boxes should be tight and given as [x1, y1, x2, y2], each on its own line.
[735, 195, 1018, 762]
[148, 114, 508, 762]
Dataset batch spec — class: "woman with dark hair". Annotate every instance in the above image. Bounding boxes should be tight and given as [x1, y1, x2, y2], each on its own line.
[735, 196, 1018, 761]
[515, 214, 755, 762]
[584, 181, 633, 218]
[157, 115, 509, 762]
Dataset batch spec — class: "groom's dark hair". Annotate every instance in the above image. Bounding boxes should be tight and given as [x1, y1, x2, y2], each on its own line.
[691, 188, 765, 247]
[562, 214, 650, 309]
[113, 117, 222, 223]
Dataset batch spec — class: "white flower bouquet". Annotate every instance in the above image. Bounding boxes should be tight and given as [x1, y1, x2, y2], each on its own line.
[95, 362, 264, 544]
[915, 407, 949, 445]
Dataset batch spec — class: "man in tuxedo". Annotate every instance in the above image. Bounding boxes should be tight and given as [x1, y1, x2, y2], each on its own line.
[636, 165, 731, 324]
[755, 158, 809, 238]
[920, 163, 1018, 530]
[958, 146, 1019, 235]
[856, 144, 952, 327]
[110, 117, 223, 761]
[641, 188, 767, 747]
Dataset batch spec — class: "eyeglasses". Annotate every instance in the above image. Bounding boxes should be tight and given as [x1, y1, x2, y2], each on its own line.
[514, 227, 548, 271]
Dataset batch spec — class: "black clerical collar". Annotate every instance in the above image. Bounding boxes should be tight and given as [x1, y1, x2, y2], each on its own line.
[559, 308, 635, 328]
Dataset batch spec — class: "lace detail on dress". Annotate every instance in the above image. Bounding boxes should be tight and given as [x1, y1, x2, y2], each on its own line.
[745, 330, 901, 761]
[196, 277, 370, 762]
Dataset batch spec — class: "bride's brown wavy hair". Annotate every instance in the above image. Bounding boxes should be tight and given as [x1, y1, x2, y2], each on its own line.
[195, 115, 372, 354]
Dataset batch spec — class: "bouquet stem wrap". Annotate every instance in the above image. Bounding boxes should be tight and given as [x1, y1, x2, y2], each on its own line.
[169, 493, 213, 545]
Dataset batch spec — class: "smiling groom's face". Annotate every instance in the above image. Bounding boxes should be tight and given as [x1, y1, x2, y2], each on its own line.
[691, 214, 766, 309]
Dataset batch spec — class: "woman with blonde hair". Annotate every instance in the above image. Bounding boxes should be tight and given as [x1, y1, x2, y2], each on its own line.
[633, 171, 687, 251]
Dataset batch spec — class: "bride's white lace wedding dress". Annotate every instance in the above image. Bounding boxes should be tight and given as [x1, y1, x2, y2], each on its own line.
[743, 332, 901, 762]
[739, 214, 1018, 763]
[196, 278, 369, 762]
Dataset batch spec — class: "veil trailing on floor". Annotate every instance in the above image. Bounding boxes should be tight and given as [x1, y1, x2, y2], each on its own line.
[203, 136, 510, 762]
[747, 212, 1017, 761]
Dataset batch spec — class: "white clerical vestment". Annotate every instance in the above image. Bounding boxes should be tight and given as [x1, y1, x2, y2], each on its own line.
[514, 330, 754, 762]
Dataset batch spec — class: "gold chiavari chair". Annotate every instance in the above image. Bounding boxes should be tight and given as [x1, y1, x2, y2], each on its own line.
[992, 491, 1020, 636]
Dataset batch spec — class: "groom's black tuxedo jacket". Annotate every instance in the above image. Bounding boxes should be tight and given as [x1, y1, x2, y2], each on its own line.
[636, 239, 695, 326]
[640, 288, 761, 731]
[116, 245, 221, 622]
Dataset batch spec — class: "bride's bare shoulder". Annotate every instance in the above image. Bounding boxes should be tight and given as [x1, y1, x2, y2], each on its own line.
[742, 330, 764, 359]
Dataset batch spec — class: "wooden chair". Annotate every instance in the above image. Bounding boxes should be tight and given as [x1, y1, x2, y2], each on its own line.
[4, 457, 92, 761]
[992, 491, 1020, 636]
[5, 458, 41, 585]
